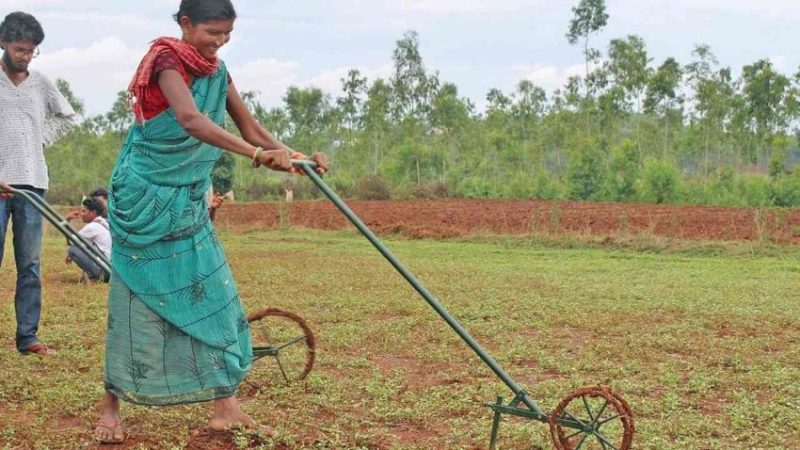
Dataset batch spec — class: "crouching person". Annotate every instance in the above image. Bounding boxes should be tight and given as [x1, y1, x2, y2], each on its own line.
[66, 198, 111, 282]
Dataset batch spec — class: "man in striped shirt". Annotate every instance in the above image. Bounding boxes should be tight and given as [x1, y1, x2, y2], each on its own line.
[0, 12, 75, 356]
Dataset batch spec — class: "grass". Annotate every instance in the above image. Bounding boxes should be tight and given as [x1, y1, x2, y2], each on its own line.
[1, 226, 799, 449]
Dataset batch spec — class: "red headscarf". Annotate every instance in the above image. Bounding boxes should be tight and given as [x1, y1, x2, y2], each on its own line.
[128, 37, 218, 123]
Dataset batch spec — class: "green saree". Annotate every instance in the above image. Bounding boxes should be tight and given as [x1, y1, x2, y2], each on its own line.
[104, 61, 252, 406]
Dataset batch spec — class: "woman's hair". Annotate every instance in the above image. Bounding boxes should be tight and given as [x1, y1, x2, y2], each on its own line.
[82, 198, 104, 216]
[0, 12, 44, 45]
[173, 0, 237, 25]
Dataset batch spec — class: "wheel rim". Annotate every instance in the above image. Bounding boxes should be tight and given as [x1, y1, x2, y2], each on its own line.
[244, 308, 316, 393]
[549, 386, 634, 450]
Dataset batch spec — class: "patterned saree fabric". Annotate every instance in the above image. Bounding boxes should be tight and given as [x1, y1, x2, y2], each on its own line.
[104, 53, 252, 406]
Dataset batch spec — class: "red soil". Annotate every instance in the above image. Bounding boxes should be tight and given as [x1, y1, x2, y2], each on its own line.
[216, 199, 800, 244]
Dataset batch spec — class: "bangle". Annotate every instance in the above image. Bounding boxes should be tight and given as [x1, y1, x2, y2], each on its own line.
[251, 147, 264, 168]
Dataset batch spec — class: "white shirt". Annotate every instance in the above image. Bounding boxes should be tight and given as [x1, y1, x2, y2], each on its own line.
[79, 217, 112, 258]
[0, 69, 75, 189]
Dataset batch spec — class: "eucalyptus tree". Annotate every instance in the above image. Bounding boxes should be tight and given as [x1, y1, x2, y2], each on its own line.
[566, 0, 608, 90]
[741, 59, 792, 168]
[644, 57, 684, 157]
[566, 0, 608, 135]
[362, 79, 394, 175]
[55, 78, 85, 117]
[282, 86, 334, 154]
[429, 82, 473, 181]
[103, 90, 135, 135]
[685, 45, 736, 176]
[337, 69, 368, 143]
[605, 35, 651, 154]
[391, 30, 437, 125]
[510, 80, 548, 174]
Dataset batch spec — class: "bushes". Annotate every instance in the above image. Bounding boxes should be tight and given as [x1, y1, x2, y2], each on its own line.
[355, 175, 392, 200]
[768, 172, 800, 207]
[640, 159, 680, 204]
[606, 140, 640, 201]
[566, 144, 605, 200]
[411, 181, 449, 199]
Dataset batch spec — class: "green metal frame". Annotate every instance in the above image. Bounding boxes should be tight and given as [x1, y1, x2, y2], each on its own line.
[251, 335, 306, 361]
[4, 187, 111, 275]
[292, 160, 594, 447]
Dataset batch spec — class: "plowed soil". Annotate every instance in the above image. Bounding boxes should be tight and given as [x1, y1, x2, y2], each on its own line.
[216, 199, 800, 244]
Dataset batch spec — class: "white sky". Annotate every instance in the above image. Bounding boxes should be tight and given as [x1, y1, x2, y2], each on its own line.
[6, 0, 799, 116]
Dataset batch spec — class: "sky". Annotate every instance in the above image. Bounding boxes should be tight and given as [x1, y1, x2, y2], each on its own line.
[5, 0, 799, 117]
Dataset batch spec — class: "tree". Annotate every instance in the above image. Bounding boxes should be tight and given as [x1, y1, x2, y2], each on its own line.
[566, 0, 608, 90]
[104, 90, 134, 134]
[685, 45, 736, 176]
[566, 138, 606, 200]
[741, 59, 791, 168]
[362, 79, 394, 175]
[283, 86, 333, 152]
[430, 82, 472, 181]
[337, 69, 368, 141]
[645, 57, 684, 157]
[55, 78, 85, 116]
[605, 35, 651, 154]
[391, 30, 436, 123]
[606, 139, 640, 201]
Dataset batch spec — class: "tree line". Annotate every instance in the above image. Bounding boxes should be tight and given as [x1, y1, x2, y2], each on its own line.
[47, 0, 800, 207]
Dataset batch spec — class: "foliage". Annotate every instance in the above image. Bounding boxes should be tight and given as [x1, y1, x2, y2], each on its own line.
[640, 159, 680, 203]
[211, 151, 235, 193]
[566, 139, 605, 200]
[355, 175, 392, 200]
[44, 18, 800, 208]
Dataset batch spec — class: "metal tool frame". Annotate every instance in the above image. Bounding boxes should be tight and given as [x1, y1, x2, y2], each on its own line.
[291, 159, 634, 450]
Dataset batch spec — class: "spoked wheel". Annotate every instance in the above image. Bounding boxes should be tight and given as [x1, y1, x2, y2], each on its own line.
[548, 386, 634, 450]
[245, 308, 316, 392]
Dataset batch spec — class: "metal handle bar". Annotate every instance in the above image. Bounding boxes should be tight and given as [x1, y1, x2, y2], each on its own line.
[289, 159, 544, 415]
[0, 186, 112, 275]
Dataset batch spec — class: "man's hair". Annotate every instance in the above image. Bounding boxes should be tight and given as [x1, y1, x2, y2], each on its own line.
[89, 187, 108, 199]
[82, 198, 104, 216]
[173, 0, 236, 25]
[0, 12, 44, 45]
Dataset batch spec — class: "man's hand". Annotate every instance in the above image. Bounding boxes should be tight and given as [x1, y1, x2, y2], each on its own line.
[210, 193, 224, 210]
[65, 255, 72, 264]
[0, 181, 14, 200]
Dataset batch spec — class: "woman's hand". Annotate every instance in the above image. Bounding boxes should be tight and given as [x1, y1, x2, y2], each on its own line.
[309, 152, 329, 175]
[258, 149, 292, 172]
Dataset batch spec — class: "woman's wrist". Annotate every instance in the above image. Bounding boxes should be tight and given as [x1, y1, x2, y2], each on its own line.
[251, 146, 264, 168]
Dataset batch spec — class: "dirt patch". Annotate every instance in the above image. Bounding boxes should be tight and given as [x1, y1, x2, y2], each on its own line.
[216, 199, 800, 244]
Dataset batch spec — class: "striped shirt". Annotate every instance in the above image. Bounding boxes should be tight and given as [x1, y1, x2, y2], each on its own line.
[0, 69, 75, 189]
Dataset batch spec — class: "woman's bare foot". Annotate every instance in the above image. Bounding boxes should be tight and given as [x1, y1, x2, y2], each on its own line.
[94, 391, 125, 444]
[208, 396, 274, 435]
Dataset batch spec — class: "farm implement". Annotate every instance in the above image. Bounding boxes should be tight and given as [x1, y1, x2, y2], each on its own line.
[0, 186, 316, 387]
[291, 159, 634, 450]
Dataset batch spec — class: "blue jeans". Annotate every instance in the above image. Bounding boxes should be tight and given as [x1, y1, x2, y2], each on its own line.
[0, 186, 45, 352]
[68, 245, 109, 282]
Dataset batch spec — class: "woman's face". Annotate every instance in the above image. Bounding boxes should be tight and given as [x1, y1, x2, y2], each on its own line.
[180, 17, 234, 61]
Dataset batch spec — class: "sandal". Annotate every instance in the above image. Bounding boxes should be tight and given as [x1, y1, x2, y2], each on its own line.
[21, 342, 56, 356]
[95, 423, 125, 444]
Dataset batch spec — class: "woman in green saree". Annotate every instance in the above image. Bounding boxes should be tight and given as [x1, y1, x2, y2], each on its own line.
[93, 0, 328, 444]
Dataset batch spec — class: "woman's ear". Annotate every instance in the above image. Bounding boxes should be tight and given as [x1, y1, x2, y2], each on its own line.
[178, 16, 192, 36]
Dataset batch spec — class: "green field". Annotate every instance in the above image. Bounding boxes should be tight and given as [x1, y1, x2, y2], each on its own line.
[1, 229, 799, 449]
